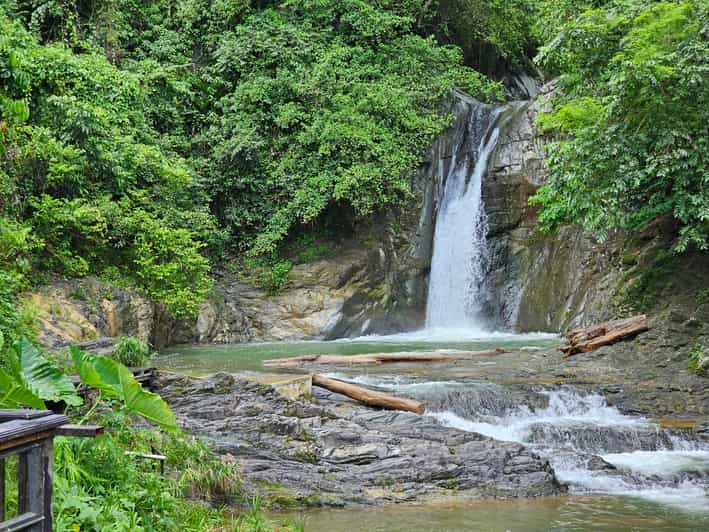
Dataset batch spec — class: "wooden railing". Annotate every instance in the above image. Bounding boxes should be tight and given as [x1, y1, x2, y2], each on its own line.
[0, 410, 102, 532]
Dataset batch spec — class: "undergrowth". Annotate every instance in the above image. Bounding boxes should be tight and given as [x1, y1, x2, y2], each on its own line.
[112, 336, 151, 367]
[688, 345, 707, 374]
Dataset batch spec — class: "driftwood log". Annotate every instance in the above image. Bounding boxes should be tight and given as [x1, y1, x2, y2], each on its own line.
[263, 349, 508, 368]
[560, 315, 649, 357]
[311, 374, 425, 415]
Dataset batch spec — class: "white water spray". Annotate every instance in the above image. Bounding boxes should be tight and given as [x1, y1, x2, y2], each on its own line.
[425, 107, 503, 332]
[427, 387, 709, 511]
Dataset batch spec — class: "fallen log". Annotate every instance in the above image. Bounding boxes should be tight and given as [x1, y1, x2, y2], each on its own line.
[311, 374, 425, 415]
[560, 315, 649, 357]
[263, 348, 508, 368]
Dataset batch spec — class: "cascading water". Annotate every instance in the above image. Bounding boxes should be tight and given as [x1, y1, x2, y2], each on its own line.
[326, 373, 709, 514]
[425, 385, 709, 511]
[425, 103, 525, 333]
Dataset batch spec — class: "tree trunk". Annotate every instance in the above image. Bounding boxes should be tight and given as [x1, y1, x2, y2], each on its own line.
[560, 315, 649, 356]
[311, 375, 425, 415]
[263, 349, 508, 368]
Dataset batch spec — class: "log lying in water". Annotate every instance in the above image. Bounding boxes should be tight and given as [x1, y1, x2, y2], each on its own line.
[312, 374, 425, 415]
[560, 315, 649, 357]
[263, 348, 509, 368]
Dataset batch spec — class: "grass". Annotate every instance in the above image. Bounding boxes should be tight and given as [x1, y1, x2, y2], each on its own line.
[113, 335, 151, 366]
[688, 344, 706, 374]
[181, 457, 243, 504]
[49, 408, 288, 531]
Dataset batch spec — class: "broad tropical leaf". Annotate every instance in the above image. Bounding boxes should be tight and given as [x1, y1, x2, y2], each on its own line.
[71, 346, 177, 432]
[0, 367, 45, 409]
[12, 338, 83, 407]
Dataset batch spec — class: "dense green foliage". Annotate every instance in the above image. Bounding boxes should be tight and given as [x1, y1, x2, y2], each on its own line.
[532, 0, 708, 251]
[418, 0, 536, 69]
[0, 11, 215, 316]
[203, 1, 502, 255]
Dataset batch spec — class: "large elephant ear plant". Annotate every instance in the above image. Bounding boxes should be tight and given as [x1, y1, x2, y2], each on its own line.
[0, 336, 81, 409]
[0, 335, 176, 432]
[70, 346, 177, 432]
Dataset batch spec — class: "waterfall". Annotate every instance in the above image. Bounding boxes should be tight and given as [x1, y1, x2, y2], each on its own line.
[425, 104, 506, 332]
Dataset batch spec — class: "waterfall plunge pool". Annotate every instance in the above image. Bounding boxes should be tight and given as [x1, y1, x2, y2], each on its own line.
[154, 331, 558, 375]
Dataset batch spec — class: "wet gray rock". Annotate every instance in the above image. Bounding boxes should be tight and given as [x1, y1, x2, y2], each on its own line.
[157, 372, 564, 507]
[526, 423, 682, 454]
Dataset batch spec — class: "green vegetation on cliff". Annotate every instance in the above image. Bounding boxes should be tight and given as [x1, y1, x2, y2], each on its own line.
[532, 0, 708, 252]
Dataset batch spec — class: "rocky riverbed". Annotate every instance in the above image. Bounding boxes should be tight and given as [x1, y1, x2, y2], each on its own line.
[157, 371, 563, 507]
[153, 314, 708, 510]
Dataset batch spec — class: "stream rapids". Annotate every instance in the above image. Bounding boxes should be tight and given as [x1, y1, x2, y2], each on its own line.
[334, 376, 709, 510]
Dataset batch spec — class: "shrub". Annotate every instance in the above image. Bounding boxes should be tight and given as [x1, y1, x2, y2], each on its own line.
[113, 336, 151, 367]
[181, 457, 243, 504]
[532, 1, 709, 252]
[245, 256, 293, 295]
[689, 345, 707, 374]
[54, 414, 236, 531]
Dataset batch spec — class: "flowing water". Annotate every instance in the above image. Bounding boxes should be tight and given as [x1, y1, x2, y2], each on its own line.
[425, 104, 499, 332]
[425, 103, 526, 333]
[302, 373, 709, 530]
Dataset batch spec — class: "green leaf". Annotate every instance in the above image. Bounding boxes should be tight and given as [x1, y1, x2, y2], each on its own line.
[120, 374, 178, 433]
[0, 367, 46, 409]
[12, 338, 83, 407]
[71, 346, 177, 432]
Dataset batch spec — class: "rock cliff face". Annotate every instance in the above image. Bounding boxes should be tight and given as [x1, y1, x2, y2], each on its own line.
[481, 86, 620, 332]
[159, 248, 371, 345]
[30, 278, 157, 349]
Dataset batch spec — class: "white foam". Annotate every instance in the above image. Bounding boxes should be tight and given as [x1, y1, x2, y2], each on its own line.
[429, 390, 648, 443]
[603, 450, 709, 476]
[427, 388, 709, 513]
[340, 328, 558, 343]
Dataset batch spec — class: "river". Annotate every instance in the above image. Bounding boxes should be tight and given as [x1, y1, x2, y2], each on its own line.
[156, 335, 709, 531]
